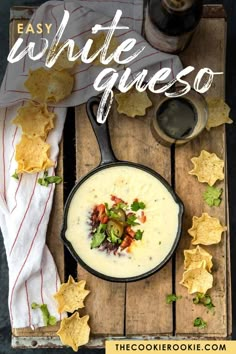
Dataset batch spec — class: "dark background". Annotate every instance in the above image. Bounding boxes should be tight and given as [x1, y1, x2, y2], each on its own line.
[0, 0, 235, 353]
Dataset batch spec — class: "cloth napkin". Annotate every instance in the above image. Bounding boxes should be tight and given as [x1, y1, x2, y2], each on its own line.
[0, 0, 183, 329]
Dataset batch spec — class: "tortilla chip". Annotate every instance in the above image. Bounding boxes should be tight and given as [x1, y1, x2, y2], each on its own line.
[206, 98, 233, 131]
[49, 43, 80, 71]
[15, 135, 54, 174]
[115, 88, 152, 118]
[54, 275, 90, 314]
[25, 68, 74, 103]
[89, 32, 119, 66]
[188, 212, 227, 245]
[12, 101, 55, 139]
[180, 260, 213, 294]
[189, 150, 224, 186]
[184, 246, 213, 272]
[57, 312, 90, 352]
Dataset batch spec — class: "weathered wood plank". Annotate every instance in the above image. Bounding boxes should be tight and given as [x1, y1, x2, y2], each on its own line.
[75, 104, 126, 336]
[110, 93, 174, 336]
[175, 17, 231, 337]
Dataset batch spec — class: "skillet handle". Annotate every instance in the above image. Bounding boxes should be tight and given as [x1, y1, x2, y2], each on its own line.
[86, 96, 117, 165]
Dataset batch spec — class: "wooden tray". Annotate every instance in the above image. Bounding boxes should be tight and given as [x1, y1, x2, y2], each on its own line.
[10, 4, 232, 349]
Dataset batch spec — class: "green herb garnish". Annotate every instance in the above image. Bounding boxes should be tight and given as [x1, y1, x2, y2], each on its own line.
[12, 171, 19, 180]
[105, 203, 110, 216]
[193, 293, 215, 312]
[31, 303, 57, 326]
[38, 171, 62, 187]
[108, 228, 122, 245]
[135, 230, 144, 241]
[166, 294, 182, 304]
[90, 223, 107, 249]
[127, 214, 140, 226]
[193, 317, 207, 329]
[203, 186, 223, 207]
[131, 200, 146, 212]
[115, 202, 128, 210]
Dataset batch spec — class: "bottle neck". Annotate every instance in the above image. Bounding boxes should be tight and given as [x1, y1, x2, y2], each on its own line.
[162, 0, 197, 13]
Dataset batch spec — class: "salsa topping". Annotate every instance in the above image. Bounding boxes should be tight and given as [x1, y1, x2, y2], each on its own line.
[89, 196, 147, 254]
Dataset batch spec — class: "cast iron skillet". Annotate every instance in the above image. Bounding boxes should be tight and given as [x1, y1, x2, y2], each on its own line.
[61, 96, 184, 282]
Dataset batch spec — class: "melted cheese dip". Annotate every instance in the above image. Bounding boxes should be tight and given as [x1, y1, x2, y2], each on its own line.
[65, 165, 180, 279]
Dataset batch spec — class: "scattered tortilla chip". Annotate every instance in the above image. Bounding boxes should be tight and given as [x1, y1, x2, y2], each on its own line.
[206, 98, 233, 131]
[49, 43, 80, 71]
[15, 135, 54, 174]
[180, 261, 213, 294]
[184, 246, 213, 272]
[54, 275, 90, 314]
[89, 32, 119, 66]
[115, 88, 152, 117]
[188, 212, 227, 245]
[12, 101, 55, 139]
[25, 68, 74, 103]
[57, 312, 90, 352]
[189, 150, 224, 186]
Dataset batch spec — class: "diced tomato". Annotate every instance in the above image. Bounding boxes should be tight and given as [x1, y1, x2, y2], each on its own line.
[126, 226, 135, 238]
[120, 235, 133, 250]
[97, 204, 105, 214]
[100, 215, 108, 224]
[96, 204, 106, 221]
[138, 211, 146, 223]
[111, 195, 124, 205]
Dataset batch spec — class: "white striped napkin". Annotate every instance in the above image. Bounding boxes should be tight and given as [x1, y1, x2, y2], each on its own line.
[0, 0, 182, 328]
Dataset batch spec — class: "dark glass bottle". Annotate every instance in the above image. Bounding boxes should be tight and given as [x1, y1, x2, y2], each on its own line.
[145, 0, 203, 53]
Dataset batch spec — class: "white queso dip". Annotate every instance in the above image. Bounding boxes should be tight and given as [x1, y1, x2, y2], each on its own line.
[65, 165, 181, 279]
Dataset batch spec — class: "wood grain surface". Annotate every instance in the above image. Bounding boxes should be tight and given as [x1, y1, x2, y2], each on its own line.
[75, 104, 126, 336]
[9, 4, 232, 345]
[175, 17, 231, 337]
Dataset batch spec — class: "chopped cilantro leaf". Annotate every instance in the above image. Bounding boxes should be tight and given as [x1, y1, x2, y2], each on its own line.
[166, 294, 182, 304]
[109, 211, 120, 219]
[12, 171, 19, 180]
[48, 316, 57, 326]
[90, 223, 107, 249]
[104, 203, 110, 216]
[203, 186, 223, 207]
[115, 202, 128, 210]
[193, 317, 207, 329]
[193, 293, 215, 312]
[127, 214, 140, 226]
[31, 303, 56, 326]
[131, 200, 146, 212]
[31, 302, 40, 310]
[135, 230, 144, 241]
[38, 172, 63, 187]
[108, 228, 122, 245]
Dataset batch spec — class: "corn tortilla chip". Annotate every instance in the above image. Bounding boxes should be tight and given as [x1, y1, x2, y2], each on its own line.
[189, 150, 224, 186]
[184, 246, 213, 272]
[49, 43, 80, 71]
[188, 212, 227, 245]
[15, 135, 54, 174]
[206, 98, 233, 131]
[115, 88, 152, 118]
[89, 32, 119, 66]
[12, 101, 55, 139]
[180, 260, 213, 294]
[54, 275, 90, 314]
[57, 312, 90, 352]
[25, 68, 74, 103]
